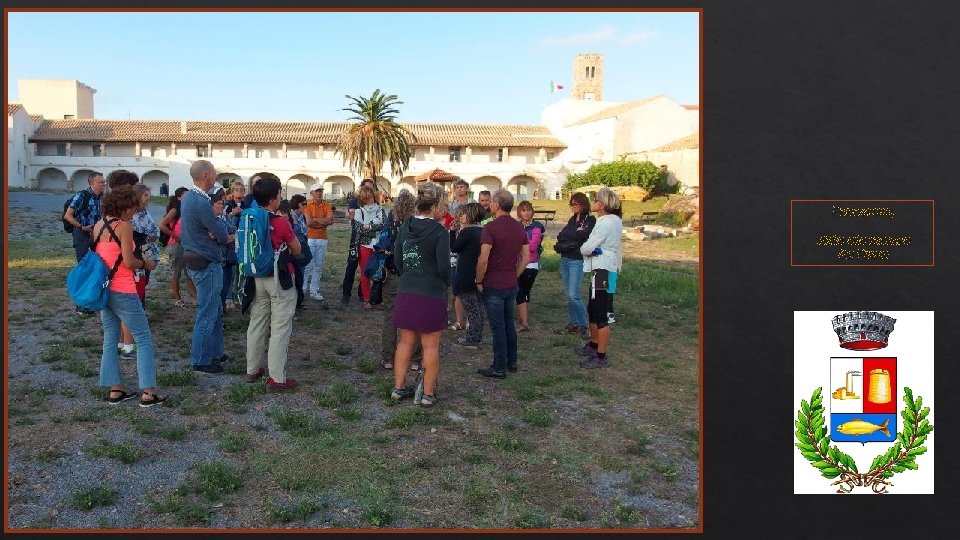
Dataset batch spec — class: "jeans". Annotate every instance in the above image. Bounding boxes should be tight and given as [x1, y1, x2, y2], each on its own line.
[187, 264, 224, 366]
[481, 286, 519, 372]
[559, 257, 588, 328]
[303, 238, 328, 294]
[72, 228, 92, 262]
[100, 291, 156, 389]
[341, 250, 360, 300]
[220, 264, 235, 309]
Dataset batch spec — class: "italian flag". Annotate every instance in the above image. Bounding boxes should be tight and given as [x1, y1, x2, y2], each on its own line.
[550, 81, 565, 93]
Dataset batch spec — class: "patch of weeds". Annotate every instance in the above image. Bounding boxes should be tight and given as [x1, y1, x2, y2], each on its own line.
[336, 408, 362, 422]
[492, 432, 533, 453]
[560, 504, 587, 522]
[596, 453, 629, 472]
[355, 357, 377, 374]
[149, 490, 211, 525]
[63, 359, 98, 378]
[520, 407, 554, 428]
[85, 384, 106, 399]
[225, 380, 268, 412]
[129, 416, 158, 436]
[70, 407, 102, 423]
[40, 343, 72, 363]
[515, 507, 551, 528]
[463, 478, 496, 511]
[465, 452, 490, 464]
[313, 380, 359, 408]
[73, 485, 118, 510]
[218, 432, 250, 453]
[372, 433, 391, 444]
[222, 361, 247, 376]
[269, 498, 323, 523]
[614, 499, 644, 526]
[69, 335, 101, 350]
[26, 516, 54, 529]
[85, 441, 143, 464]
[626, 467, 650, 496]
[319, 356, 348, 372]
[190, 460, 243, 502]
[334, 344, 352, 356]
[384, 408, 436, 429]
[372, 377, 395, 400]
[360, 497, 395, 527]
[59, 387, 77, 398]
[624, 430, 653, 456]
[34, 448, 62, 464]
[652, 458, 682, 480]
[176, 399, 202, 416]
[157, 369, 197, 387]
[158, 426, 191, 441]
[268, 407, 325, 437]
[569, 381, 609, 400]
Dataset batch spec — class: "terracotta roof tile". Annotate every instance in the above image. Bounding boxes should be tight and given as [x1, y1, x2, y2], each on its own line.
[683, 104, 701, 111]
[29, 119, 566, 149]
[8, 103, 24, 116]
[651, 132, 699, 152]
[567, 95, 663, 126]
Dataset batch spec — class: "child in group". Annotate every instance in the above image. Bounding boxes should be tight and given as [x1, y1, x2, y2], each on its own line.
[515, 200, 545, 332]
[449, 202, 486, 349]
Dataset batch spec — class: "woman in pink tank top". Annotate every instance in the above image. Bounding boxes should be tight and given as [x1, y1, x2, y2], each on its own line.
[93, 187, 167, 408]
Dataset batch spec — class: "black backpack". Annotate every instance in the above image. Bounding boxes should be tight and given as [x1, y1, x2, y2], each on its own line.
[63, 190, 92, 233]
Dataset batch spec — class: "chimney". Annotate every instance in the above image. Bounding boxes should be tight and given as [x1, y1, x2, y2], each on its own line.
[180, 121, 187, 134]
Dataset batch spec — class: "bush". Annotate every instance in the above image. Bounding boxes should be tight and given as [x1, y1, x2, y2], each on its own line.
[563, 158, 662, 194]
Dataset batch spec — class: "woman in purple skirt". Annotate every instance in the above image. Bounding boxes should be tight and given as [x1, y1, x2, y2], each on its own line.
[390, 182, 451, 407]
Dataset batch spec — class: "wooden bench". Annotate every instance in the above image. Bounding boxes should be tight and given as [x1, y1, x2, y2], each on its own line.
[532, 209, 557, 223]
[640, 211, 660, 222]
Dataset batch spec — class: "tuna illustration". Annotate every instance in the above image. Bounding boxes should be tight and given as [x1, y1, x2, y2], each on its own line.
[836, 418, 890, 437]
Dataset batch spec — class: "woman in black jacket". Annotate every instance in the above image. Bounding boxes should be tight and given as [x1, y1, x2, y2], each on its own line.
[554, 192, 596, 339]
[450, 202, 486, 349]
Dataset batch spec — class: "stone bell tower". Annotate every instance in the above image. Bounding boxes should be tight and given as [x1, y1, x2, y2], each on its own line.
[572, 53, 604, 101]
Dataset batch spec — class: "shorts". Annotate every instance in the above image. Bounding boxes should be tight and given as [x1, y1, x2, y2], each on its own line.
[587, 269, 615, 329]
[166, 241, 185, 280]
[516, 268, 539, 304]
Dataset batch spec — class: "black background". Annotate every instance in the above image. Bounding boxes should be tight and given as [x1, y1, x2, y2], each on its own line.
[4, 0, 960, 538]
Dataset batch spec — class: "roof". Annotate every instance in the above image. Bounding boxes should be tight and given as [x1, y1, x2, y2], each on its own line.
[8, 103, 24, 116]
[29, 119, 567, 149]
[567, 95, 663, 126]
[650, 132, 699, 152]
[683, 104, 701, 111]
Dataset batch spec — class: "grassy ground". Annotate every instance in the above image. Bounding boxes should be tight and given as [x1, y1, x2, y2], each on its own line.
[6, 203, 699, 530]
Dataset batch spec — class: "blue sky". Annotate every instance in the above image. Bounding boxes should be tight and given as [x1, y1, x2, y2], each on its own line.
[7, 10, 699, 124]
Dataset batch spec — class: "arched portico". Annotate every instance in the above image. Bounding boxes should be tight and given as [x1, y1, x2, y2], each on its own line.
[249, 172, 280, 191]
[285, 174, 316, 199]
[142, 170, 170, 194]
[470, 176, 502, 198]
[396, 176, 416, 197]
[70, 169, 99, 190]
[323, 175, 354, 200]
[506, 174, 539, 203]
[216, 172, 242, 188]
[38, 167, 69, 191]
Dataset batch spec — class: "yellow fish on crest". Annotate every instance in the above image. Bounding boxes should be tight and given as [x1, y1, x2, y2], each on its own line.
[836, 418, 890, 437]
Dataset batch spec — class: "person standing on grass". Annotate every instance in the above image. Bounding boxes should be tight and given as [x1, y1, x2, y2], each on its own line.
[222, 181, 249, 309]
[243, 177, 302, 391]
[379, 189, 423, 371]
[446, 179, 475, 332]
[515, 200, 545, 333]
[475, 189, 529, 379]
[303, 183, 334, 302]
[341, 178, 377, 304]
[158, 187, 197, 308]
[289, 194, 313, 312]
[450, 202, 486, 349]
[93, 187, 167, 407]
[180, 160, 231, 374]
[477, 190, 494, 225]
[209, 186, 238, 314]
[555, 192, 596, 340]
[352, 185, 387, 310]
[114, 184, 160, 361]
[390, 183, 450, 406]
[63, 171, 106, 315]
[574, 188, 624, 369]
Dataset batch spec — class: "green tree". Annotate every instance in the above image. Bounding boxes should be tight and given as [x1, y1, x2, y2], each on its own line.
[562, 157, 664, 195]
[336, 89, 417, 181]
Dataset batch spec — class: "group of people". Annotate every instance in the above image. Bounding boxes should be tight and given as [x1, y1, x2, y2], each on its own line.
[64, 161, 623, 408]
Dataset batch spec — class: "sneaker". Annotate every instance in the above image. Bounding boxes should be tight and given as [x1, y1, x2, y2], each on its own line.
[267, 377, 298, 391]
[213, 354, 232, 364]
[119, 347, 137, 360]
[391, 386, 415, 401]
[564, 323, 578, 334]
[578, 326, 590, 340]
[244, 367, 266, 383]
[579, 355, 610, 369]
[477, 367, 507, 379]
[456, 337, 479, 350]
[311, 292, 325, 301]
[574, 342, 597, 357]
[76, 307, 95, 316]
[193, 363, 224, 374]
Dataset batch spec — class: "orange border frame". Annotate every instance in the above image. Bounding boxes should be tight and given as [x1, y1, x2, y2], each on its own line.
[789, 200, 935, 267]
[3, 7, 705, 535]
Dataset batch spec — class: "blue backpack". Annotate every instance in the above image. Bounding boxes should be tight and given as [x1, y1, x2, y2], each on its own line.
[236, 207, 281, 277]
[66, 218, 124, 310]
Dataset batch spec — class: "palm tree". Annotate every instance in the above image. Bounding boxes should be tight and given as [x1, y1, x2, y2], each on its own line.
[336, 89, 417, 185]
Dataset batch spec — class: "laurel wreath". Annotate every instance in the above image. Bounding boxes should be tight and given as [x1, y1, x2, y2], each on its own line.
[795, 386, 933, 493]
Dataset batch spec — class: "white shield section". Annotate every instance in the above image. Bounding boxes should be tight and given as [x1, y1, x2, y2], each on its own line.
[829, 357, 864, 414]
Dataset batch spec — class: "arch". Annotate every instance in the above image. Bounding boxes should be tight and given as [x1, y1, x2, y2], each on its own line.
[107, 169, 138, 186]
[285, 174, 315, 199]
[374, 176, 391, 202]
[470, 175, 502, 197]
[142, 170, 170, 194]
[70, 169, 99, 189]
[248, 172, 280, 191]
[396, 176, 417, 197]
[506, 174, 539, 203]
[216, 172, 242, 188]
[323, 175, 355, 200]
[38, 167, 68, 191]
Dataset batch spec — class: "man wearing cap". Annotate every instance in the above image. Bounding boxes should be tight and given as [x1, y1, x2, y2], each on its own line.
[180, 160, 232, 374]
[303, 182, 335, 301]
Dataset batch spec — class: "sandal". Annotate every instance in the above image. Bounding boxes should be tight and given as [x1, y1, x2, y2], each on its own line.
[108, 389, 137, 405]
[419, 394, 438, 407]
[380, 358, 394, 370]
[174, 298, 187, 308]
[516, 324, 530, 333]
[409, 362, 421, 372]
[448, 322, 465, 331]
[139, 392, 169, 408]
[363, 302, 373, 310]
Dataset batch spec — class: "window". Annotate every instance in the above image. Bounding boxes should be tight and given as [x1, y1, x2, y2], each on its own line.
[197, 145, 208, 157]
[497, 148, 504, 162]
[546, 151, 555, 161]
[585, 66, 590, 77]
[64, 114, 74, 119]
[92, 145, 102, 157]
[255, 148, 265, 158]
[590, 66, 595, 78]
[56, 144, 67, 156]
[449, 147, 461, 162]
[150, 146, 160, 157]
